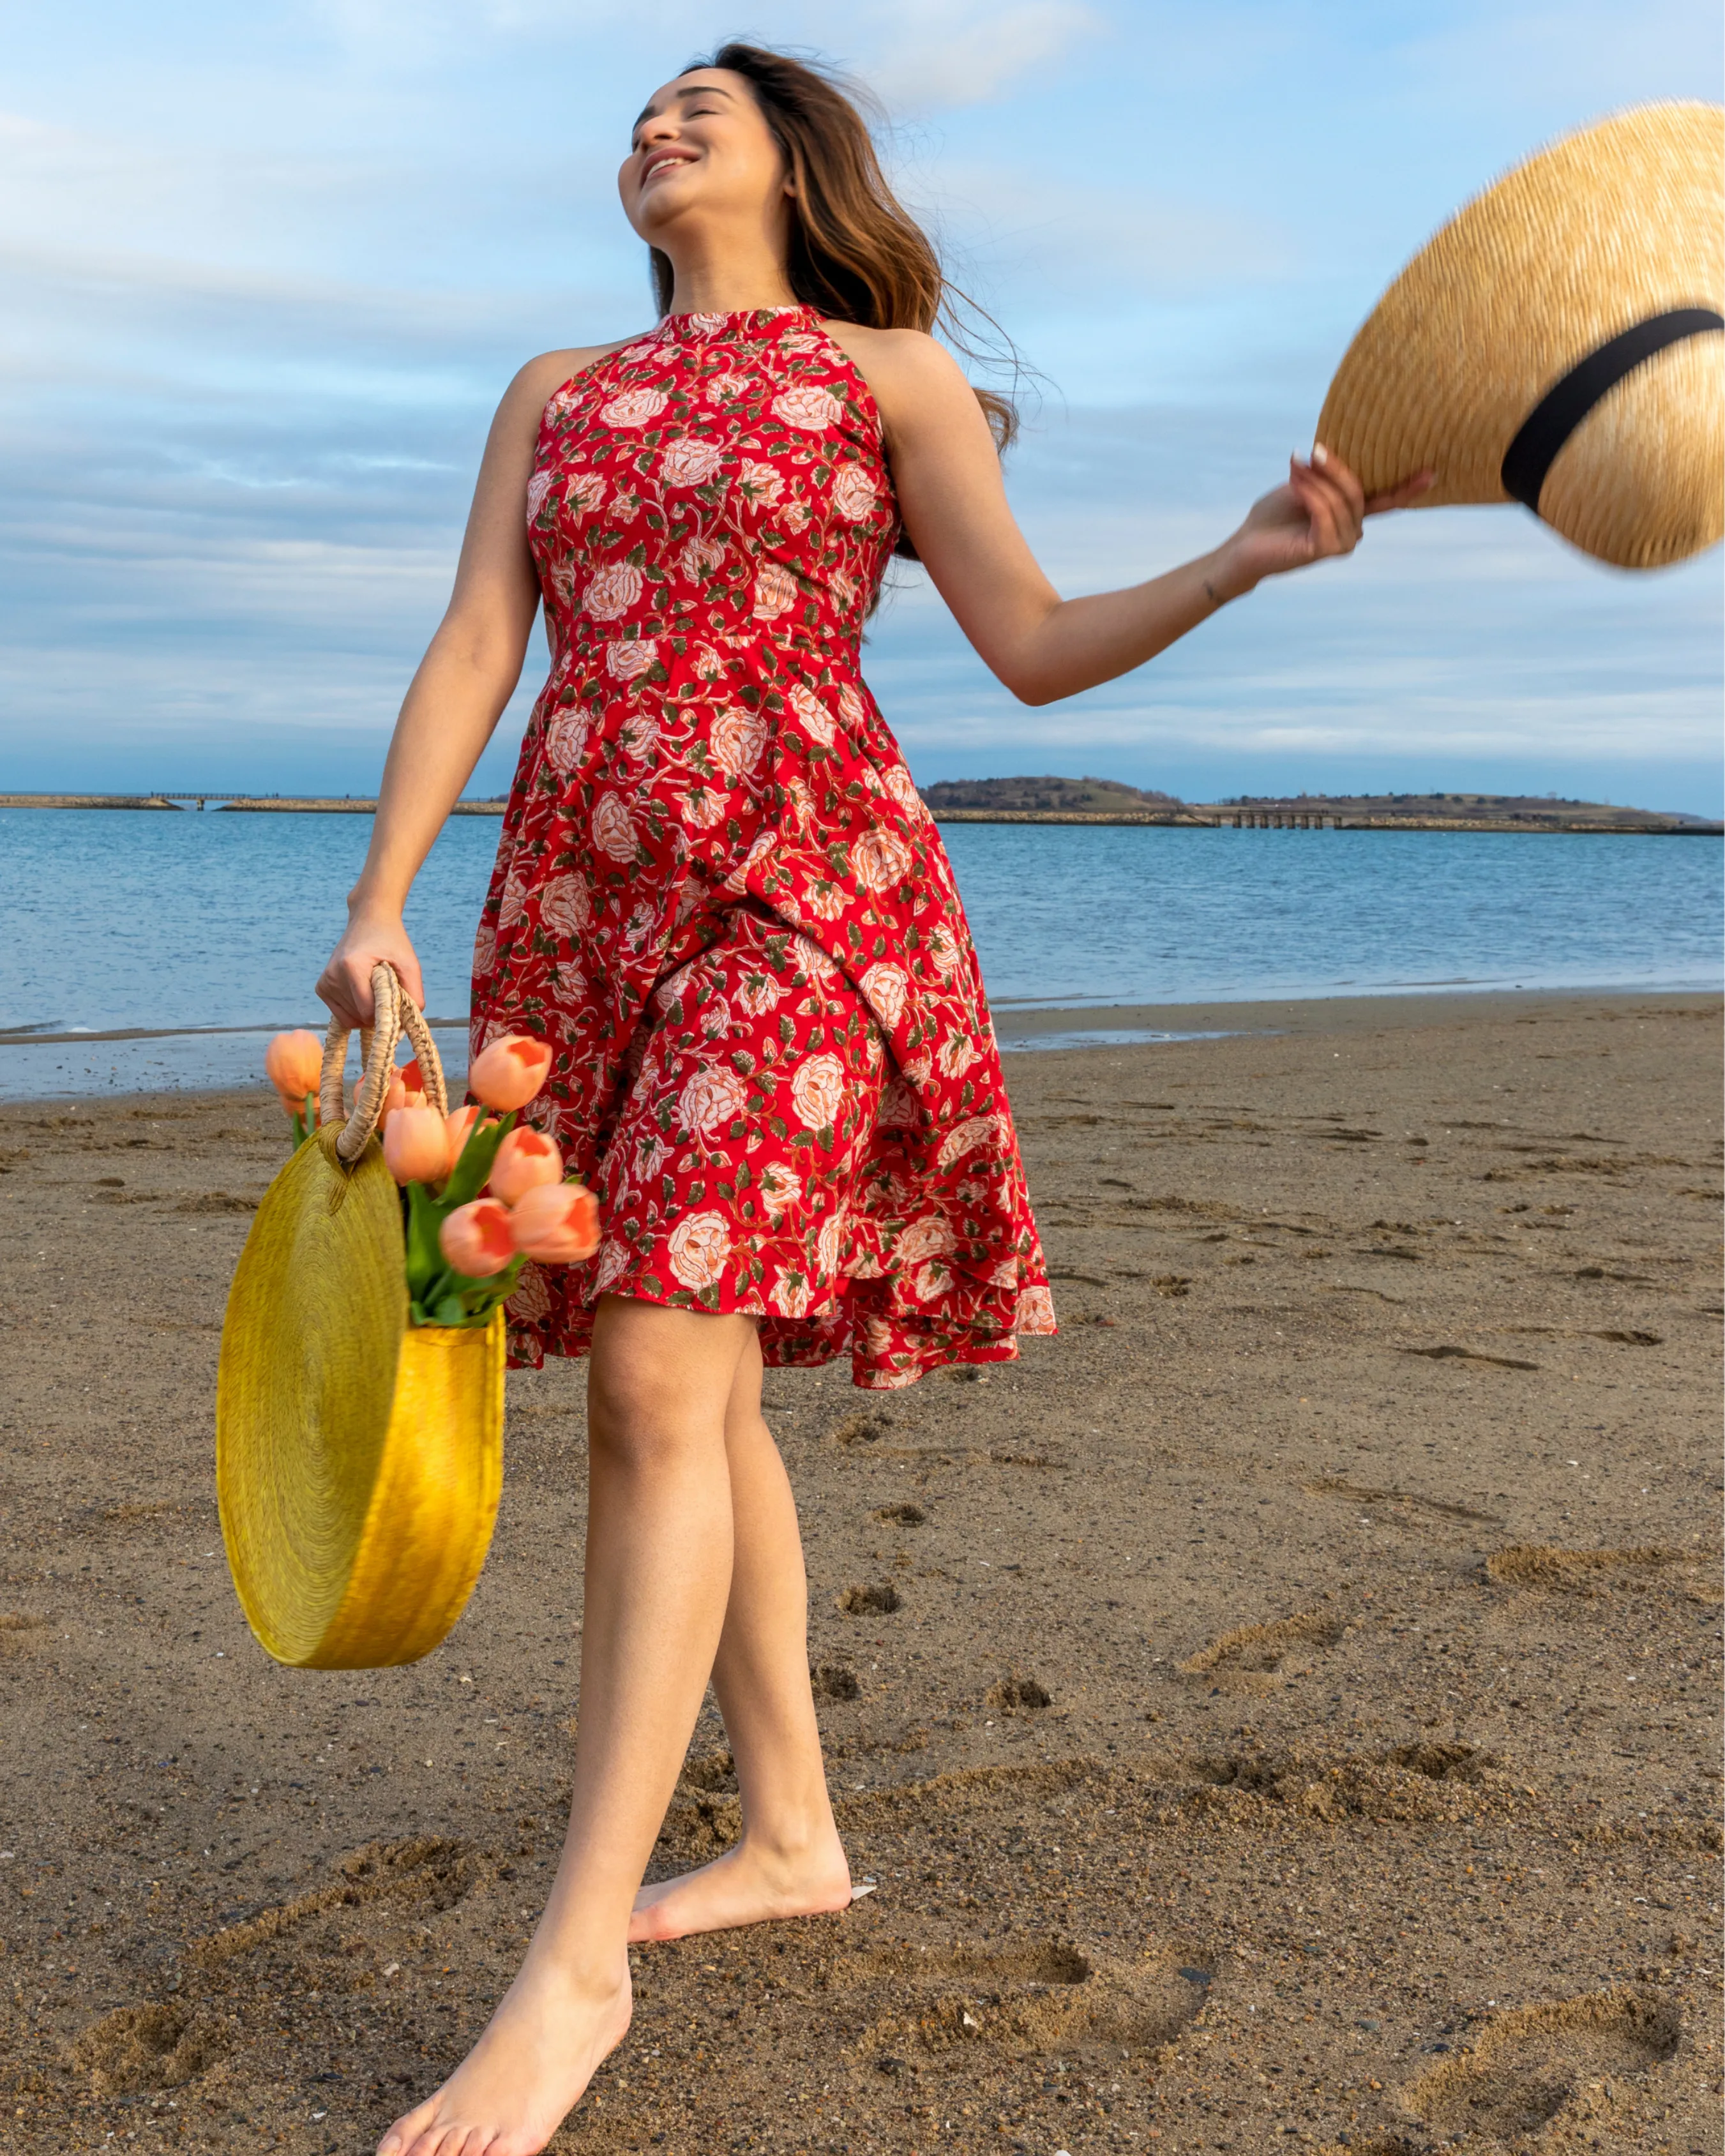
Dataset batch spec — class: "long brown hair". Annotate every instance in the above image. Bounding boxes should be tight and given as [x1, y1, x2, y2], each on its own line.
[649, 43, 1021, 556]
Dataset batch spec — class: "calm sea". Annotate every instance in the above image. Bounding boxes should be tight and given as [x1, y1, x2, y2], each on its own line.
[1, 807, 1718, 1097]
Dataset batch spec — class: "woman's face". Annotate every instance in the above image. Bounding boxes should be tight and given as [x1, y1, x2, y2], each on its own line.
[619, 69, 790, 248]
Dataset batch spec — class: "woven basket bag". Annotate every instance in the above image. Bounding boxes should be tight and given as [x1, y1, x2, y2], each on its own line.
[216, 965, 504, 1668]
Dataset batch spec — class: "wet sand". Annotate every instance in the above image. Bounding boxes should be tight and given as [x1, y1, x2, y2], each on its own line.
[1, 989, 1720, 2154]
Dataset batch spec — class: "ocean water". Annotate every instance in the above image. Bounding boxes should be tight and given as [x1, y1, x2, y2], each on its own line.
[0, 807, 1718, 1097]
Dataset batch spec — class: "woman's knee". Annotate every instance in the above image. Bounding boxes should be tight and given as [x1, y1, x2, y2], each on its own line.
[587, 1298, 755, 1470]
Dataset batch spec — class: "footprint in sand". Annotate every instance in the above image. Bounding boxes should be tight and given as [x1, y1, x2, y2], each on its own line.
[1305, 1476, 1501, 1526]
[854, 1937, 1214, 2062]
[0, 1610, 48, 1655]
[68, 2002, 237, 2095]
[1180, 1608, 1346, 1694]
[1403, 1989, 1678, 2139]
[188, 1836, 478, 1968]
[986, 1675, 1051, 1713]
[838, 1583, 901, 1615]
[1486, 1544, 1720, 1603]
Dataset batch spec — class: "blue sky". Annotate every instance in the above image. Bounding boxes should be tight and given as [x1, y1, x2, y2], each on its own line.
[2, 0, 1720, 811]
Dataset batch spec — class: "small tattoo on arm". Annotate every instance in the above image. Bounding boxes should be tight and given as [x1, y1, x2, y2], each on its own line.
[1202, 577, 1223, 608]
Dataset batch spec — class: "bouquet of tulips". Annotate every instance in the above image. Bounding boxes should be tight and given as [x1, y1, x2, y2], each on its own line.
[264, 1028, 599, 1328]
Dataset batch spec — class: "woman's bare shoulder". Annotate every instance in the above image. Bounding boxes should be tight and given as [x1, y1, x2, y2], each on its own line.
[497, 338, 649, 420]
[818, 321, 976, 422]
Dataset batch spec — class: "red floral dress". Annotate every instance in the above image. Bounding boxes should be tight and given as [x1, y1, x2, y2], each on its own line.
[471, 305, 1055, 1388]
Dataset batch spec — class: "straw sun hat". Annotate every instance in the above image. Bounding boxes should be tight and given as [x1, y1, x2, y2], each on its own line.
[1317, 102, 1723, 569]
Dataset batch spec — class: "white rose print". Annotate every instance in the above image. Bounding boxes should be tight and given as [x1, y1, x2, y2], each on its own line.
[606, 638, 658, 681]
[753, 562, 799, 619]
[759, 1162, 801, 1219]
[681, 536, 727, 582]
[736, 459, 784, 505]
[599, 387, 668, 428]
[679, 1066, 748, 1136]
[667, 1210, 731, 1291]
[772, 1270, 811, 1318]
[583, 561, 644, 621]
[790, 1052, 846, 1131]
[724, 827, 778, 894]
[771, 384, 844, 430]
[709, 704, 769, 780]
[658, 435, 725, 488]
[538, 875, 591, 939]
[937, 1113, 1005, 1170]
[831, 462, 877, 520]
[893, 1216, 954, 1267]
[591, 793, 637, 861]
[815, 1209, 845, 1276]
[736, 970, 782, 1016]
[849, 829, 912, 892]
[545, 706, 591, 775]
[859, 961, 907, 1029]
[787, 682, 835, 746]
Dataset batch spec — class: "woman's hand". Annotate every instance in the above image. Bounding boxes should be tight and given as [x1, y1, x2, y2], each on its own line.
[315, 912, 426, 1032]
[1212, 446, 1434, 599]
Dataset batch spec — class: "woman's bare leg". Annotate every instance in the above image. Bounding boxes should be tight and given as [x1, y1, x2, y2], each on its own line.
[379, 1297, 755, 2156]
[629, 1332, 850, 1942]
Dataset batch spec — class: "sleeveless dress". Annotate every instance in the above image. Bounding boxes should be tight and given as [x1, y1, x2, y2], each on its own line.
[471, 305, 1055, 1389]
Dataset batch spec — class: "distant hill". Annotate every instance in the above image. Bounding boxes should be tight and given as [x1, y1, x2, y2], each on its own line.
[918, 775, 1183, 813]
[905, 777, 1717, 833]
[1208, 792, 1717, 829]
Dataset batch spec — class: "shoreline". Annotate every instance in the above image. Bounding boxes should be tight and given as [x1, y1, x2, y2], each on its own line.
[3, 980, 1715, 1052]
[1, 985, 1716, 1106]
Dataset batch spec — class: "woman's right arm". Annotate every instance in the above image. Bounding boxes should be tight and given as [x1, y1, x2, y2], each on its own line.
[313, 346, 613, 1030]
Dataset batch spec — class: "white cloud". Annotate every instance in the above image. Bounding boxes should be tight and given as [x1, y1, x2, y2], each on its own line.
[855, 0, 1103, 109]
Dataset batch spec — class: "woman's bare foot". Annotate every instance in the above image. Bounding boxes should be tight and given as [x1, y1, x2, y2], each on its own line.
[629, 1828, 853, 1943]
[377, 1949, 631, 2156]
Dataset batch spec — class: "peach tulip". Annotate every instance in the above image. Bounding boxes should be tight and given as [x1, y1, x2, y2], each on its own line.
[467, 1033, 553, 1112]
[508, 1182, 601, 1263]
[439, 1198, 516, 1278]
[382, 1071, 408, 1120]
[490, 1126, 563, 1205]
[444, 1103, 483, 1173]
[265, 1029, 322, 1105]
[382, 1105, 449, 1186]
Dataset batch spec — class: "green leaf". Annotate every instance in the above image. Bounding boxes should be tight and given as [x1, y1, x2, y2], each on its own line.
[403, 1180, 448, 1304]
[444, 1108, 516, 1208]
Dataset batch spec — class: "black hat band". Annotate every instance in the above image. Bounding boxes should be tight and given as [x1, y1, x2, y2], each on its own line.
[1500, 307, 1724, 513]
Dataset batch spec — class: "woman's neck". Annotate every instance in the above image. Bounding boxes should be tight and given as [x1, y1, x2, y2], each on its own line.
[657, 226, 797, 317]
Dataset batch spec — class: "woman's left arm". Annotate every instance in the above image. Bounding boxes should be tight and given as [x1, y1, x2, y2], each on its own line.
[845, 329, 1429, 708]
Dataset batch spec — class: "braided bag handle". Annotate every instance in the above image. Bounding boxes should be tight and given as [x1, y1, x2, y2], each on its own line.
[318, 963, 449, 1163]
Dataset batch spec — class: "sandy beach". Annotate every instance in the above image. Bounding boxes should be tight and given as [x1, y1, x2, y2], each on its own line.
[1, 988, 1719, 2155]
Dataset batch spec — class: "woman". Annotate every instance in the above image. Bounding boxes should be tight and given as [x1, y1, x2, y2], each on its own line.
[319, 43, 1426, 2156]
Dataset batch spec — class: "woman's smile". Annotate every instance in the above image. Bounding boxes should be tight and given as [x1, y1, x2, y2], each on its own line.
[640, 149, 698, 188]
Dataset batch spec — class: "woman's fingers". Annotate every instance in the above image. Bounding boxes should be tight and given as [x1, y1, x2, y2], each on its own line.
[1311, 443, 1367, 524]
[314, 956, 373, 1030]
[1364, 469, 1436, 515]
[314, 932, 423, 1031]
[1288, 460, 1355, 559]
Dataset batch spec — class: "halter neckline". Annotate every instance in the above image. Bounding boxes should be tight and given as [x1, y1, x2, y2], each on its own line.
[653, 305, 820, 342]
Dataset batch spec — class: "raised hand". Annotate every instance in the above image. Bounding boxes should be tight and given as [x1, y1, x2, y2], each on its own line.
[1215, 446, 1434, 598]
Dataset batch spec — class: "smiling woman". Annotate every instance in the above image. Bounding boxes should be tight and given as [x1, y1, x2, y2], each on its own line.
[301, 41, 1430, 2156]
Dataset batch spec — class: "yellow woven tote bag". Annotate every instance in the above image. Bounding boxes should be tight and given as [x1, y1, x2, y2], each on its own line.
[217, 967, 505, 1669]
